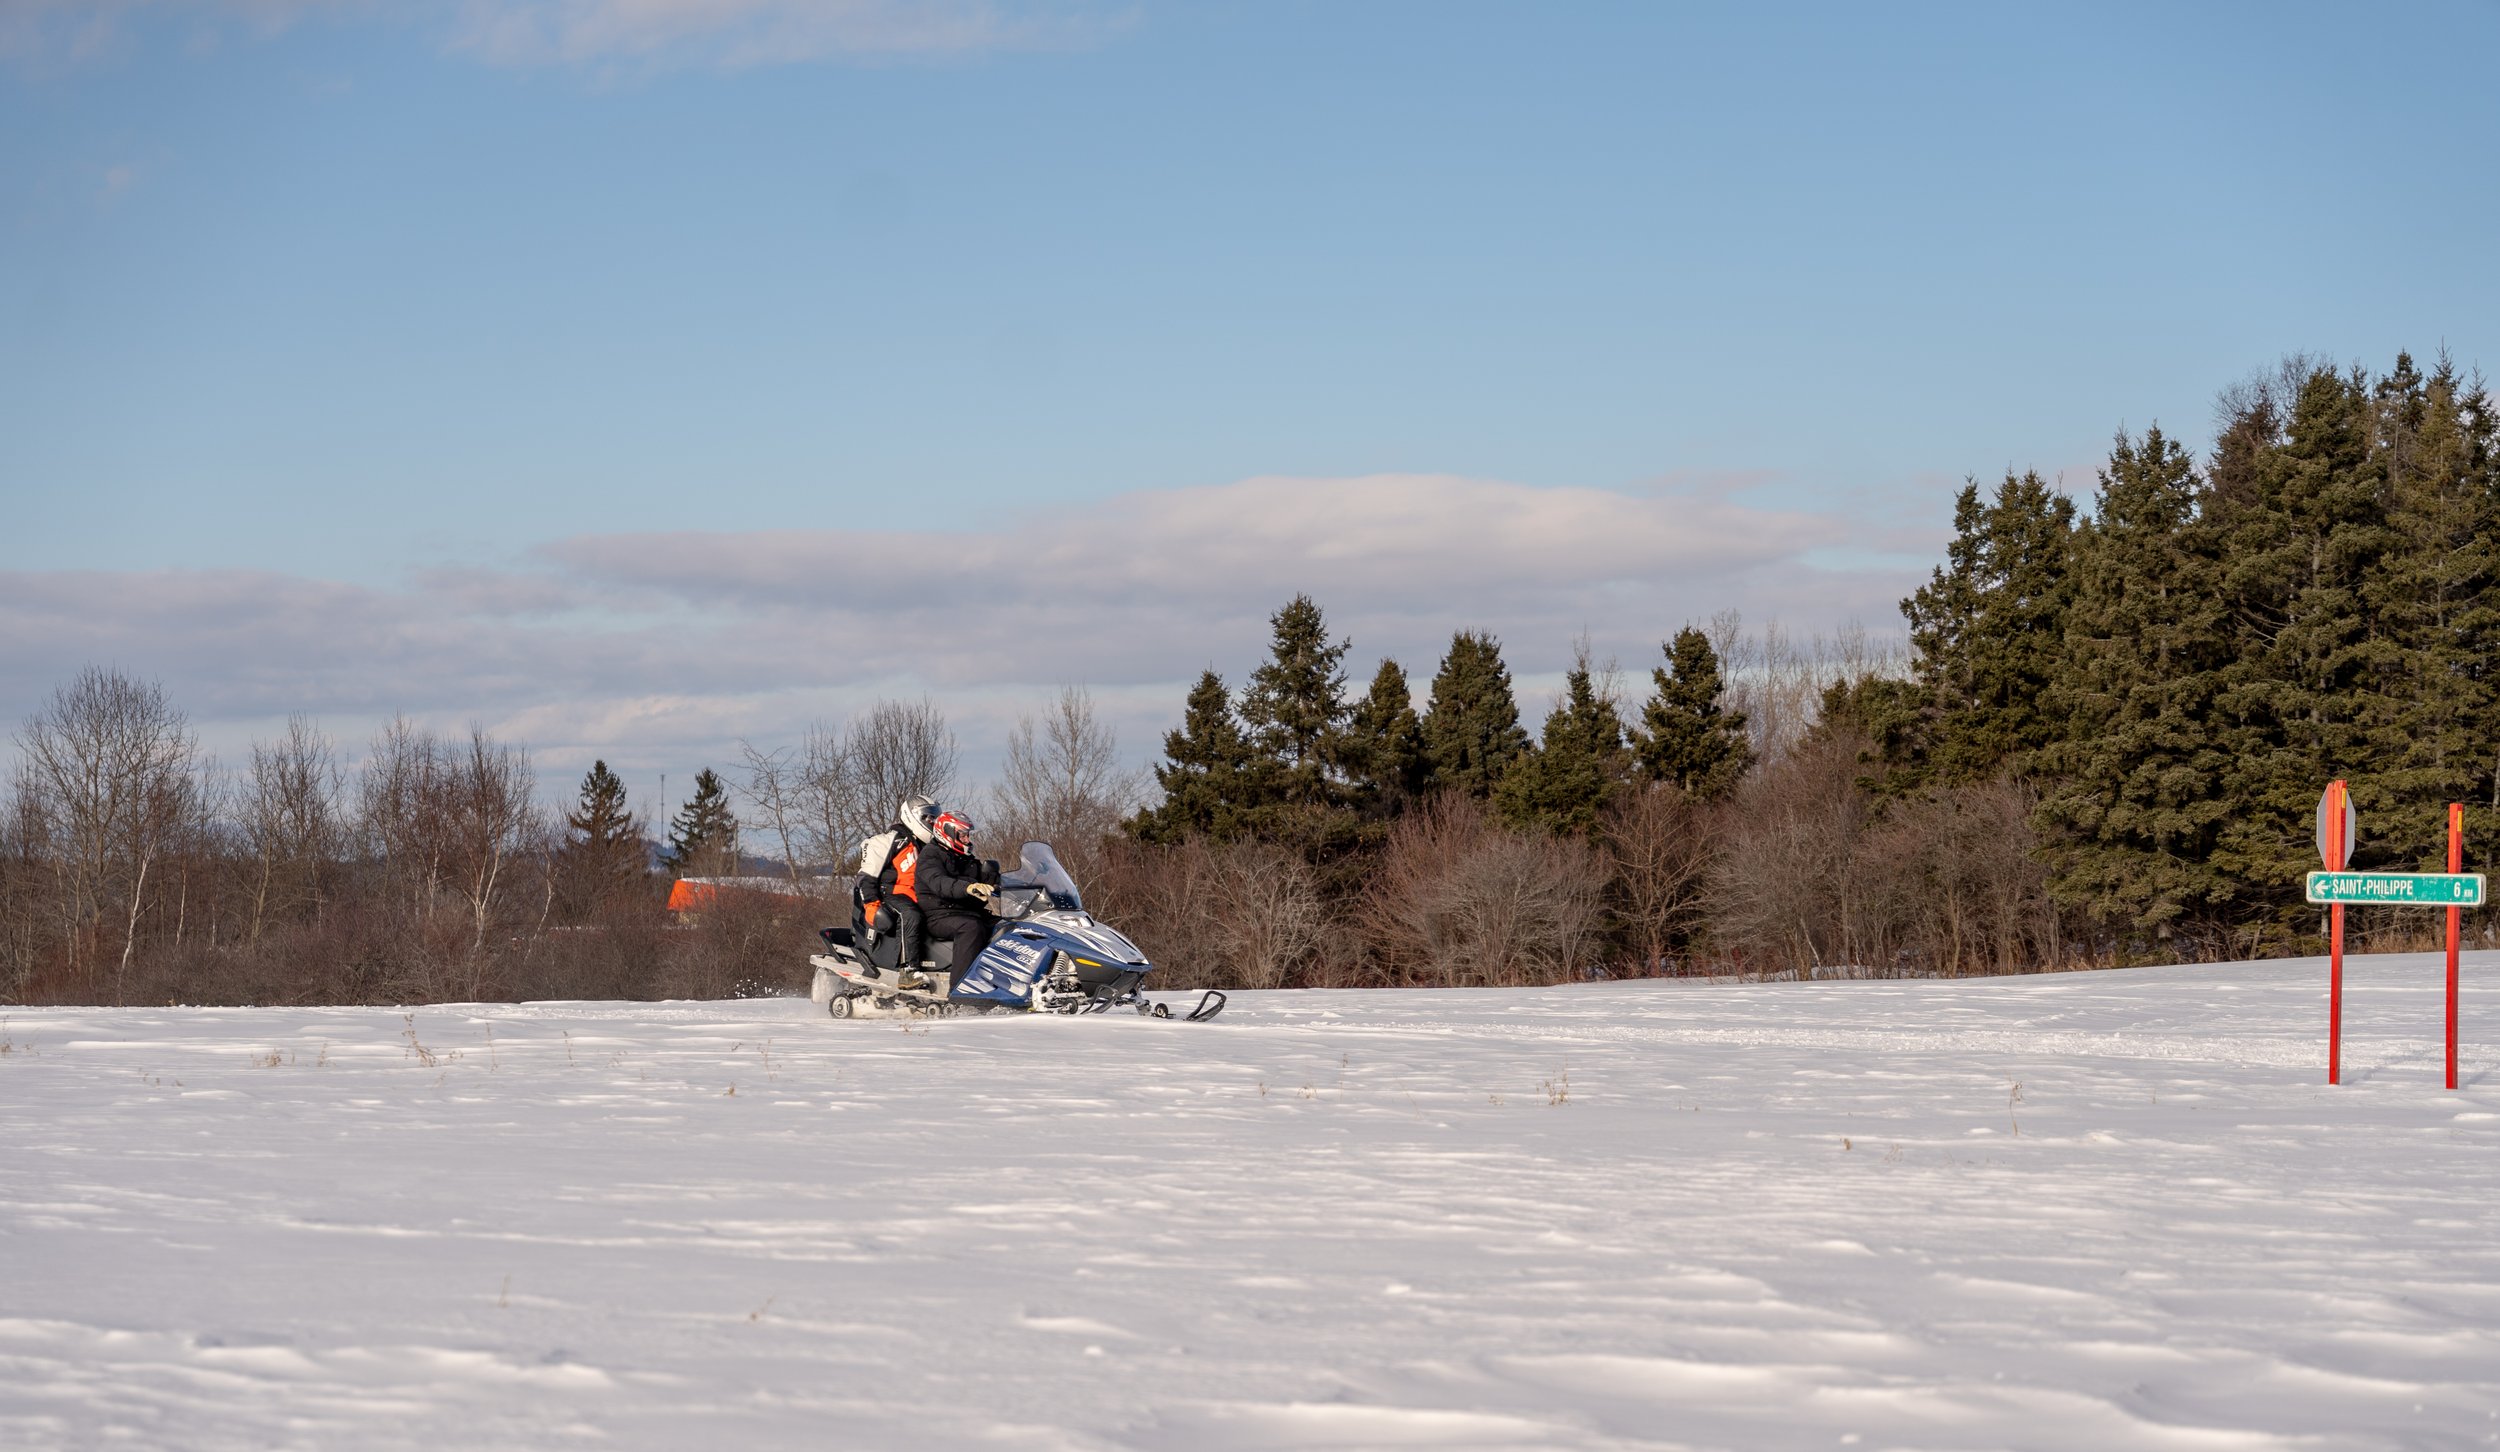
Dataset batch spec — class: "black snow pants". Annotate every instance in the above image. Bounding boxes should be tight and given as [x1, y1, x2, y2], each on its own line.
[924, 907, 992, 987]
[889, 897, 927, 969]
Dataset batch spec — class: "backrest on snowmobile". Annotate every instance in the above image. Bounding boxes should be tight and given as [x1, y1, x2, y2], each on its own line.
[850, 875, 895, 940]
[857, 828, 899, 880]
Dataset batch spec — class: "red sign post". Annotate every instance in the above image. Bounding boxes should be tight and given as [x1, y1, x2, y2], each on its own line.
[2448, 802, 2463, 1092]
[2320, 780, 2352, 1085]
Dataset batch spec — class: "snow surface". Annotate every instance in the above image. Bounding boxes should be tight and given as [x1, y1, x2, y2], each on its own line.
[5, 955, 2500, 1451]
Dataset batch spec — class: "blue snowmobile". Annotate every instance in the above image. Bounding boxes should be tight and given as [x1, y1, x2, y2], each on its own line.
[810, 842, 1224, 1022]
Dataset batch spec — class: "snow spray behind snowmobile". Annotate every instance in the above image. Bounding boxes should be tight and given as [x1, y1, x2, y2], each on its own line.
[810, 842, 1224, 1022]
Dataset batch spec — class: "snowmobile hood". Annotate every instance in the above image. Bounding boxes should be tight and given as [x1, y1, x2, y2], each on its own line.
[952, 913, 1152, 1004]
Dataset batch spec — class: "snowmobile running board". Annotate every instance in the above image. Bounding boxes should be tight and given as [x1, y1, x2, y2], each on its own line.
[828, 987, 1225, 1022]
[812, 957, 1225, 1023]
[826, 988, 1223, 1022]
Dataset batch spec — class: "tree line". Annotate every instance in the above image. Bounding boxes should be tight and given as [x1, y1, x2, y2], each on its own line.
[0, 662, 1146, 1004]
[4, 350, 2488, 1003]
[1093, 351, 2499, 985]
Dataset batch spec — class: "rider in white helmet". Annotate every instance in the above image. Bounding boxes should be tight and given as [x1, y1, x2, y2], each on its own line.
[858, 795, 939, 975]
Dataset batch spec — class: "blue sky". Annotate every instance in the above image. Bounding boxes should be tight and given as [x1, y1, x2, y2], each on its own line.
[4, 0, 2496, 797]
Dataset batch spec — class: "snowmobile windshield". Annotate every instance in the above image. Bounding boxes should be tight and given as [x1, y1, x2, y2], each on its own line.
[1001, 842, 1084, 912]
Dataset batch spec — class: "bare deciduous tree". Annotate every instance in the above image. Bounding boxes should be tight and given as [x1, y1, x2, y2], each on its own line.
[442, 728, 539, 956]
[0, 773, 40, 999]
[359, 716, 452, 913]
[13, 668, 204, 1003]
[679, 701, 970, 884]
[240, 715, 344, 943]
[735, 741, 808, 887]
[1706, 728, 1878, 976]
[1705, 731, 2058, 979]
[1360, 795, 1607, 987]
[1862, 777, 2059, 976]
[1708, 611, 1901, 765]
[791, 722, 860, 870]
[985, 687, 1138, 873]
[1090, 837, 1326, 990]
[850, 697, 958, 820]
[350, 719, 538, 963]
[1601, 784, 1718, 975]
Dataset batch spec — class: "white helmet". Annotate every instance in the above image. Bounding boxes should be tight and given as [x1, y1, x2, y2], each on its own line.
[898, 795, 939, 843]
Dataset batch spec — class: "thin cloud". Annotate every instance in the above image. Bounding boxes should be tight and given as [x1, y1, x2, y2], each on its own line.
[0, 0, 349, 64]
[1, 472, 1917, 786]
[1, 0, 1112, 69]
[548, 473, 1847, 615]
[448, 0, 1111, 68]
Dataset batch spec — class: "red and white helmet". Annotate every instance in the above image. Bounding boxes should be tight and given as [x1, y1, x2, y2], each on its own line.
[931, 811, 974, 854]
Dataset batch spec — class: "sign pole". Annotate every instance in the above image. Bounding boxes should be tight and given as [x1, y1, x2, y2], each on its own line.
[2327, 780, 2347, 1086]
[2330, 900, 2344, 1085]
[2448, 802, 2463, 1092]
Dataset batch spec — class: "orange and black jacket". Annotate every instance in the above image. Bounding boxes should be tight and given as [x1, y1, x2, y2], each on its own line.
[876, 828, 922, 904]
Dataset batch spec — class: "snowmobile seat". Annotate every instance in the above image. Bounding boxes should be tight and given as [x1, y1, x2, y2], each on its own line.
[836, 874, 980, 974]
[843, 922, 955, 974]
[875, 937, 958, 973]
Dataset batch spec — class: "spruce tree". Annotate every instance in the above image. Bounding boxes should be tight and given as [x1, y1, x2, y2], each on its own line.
[2205, 365, 2402, 941]
[2364, 354, 2500, 868]
[1236, 594, 1353, 810]
[1421, 631, 1528, 798]
[1494, 655, 1628, 834]
[2032, 427, 2237, 942]
[1128, 670, 1255, 844]
[663, 768, 739, 877]
[562, 759, 647, 907]
[1630, 627, 1753, 798]
[1957, 470, 2076, 777]
[1899, 471, 2077, 784]
[1342, 658, 1429, 813]
[1902, 481, 1988, 763]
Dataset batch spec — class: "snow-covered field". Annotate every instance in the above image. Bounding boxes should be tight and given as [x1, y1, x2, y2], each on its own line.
[5, 957, 2498, 1451]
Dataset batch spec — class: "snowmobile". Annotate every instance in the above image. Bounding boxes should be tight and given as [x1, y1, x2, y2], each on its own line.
[809, 842, 1225, 1022]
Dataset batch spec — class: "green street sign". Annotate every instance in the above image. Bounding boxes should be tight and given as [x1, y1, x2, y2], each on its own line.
[2305, 871, 2486, 906]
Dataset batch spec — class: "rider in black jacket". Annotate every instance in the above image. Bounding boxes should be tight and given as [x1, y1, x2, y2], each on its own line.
[917, 811, 1000, 988]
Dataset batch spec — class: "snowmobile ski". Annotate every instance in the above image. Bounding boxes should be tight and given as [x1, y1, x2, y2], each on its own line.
[1139, 990, 1226, 1022]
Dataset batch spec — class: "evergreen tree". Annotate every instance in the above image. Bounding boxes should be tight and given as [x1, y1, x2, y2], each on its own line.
[1127, 670, 1256, 844]
[1900, 471, 2077, 784]
[2365, 353, 2500, 868]
[561, 759, 647, 908]
[1630, 627, 1753, 798]
[1421, 631, 1529, 798]
[1901, 480, 1988, 767]
[2205, 365, 2403, 941]
[2032, 427, 2237, 942]
[1494, 654, 1628, 834]
[1341, 657, 1429, 813]
[1809, 674, 1931, 793]
[1236, 594, 1353, 810]
[663, 768, 739, 877]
